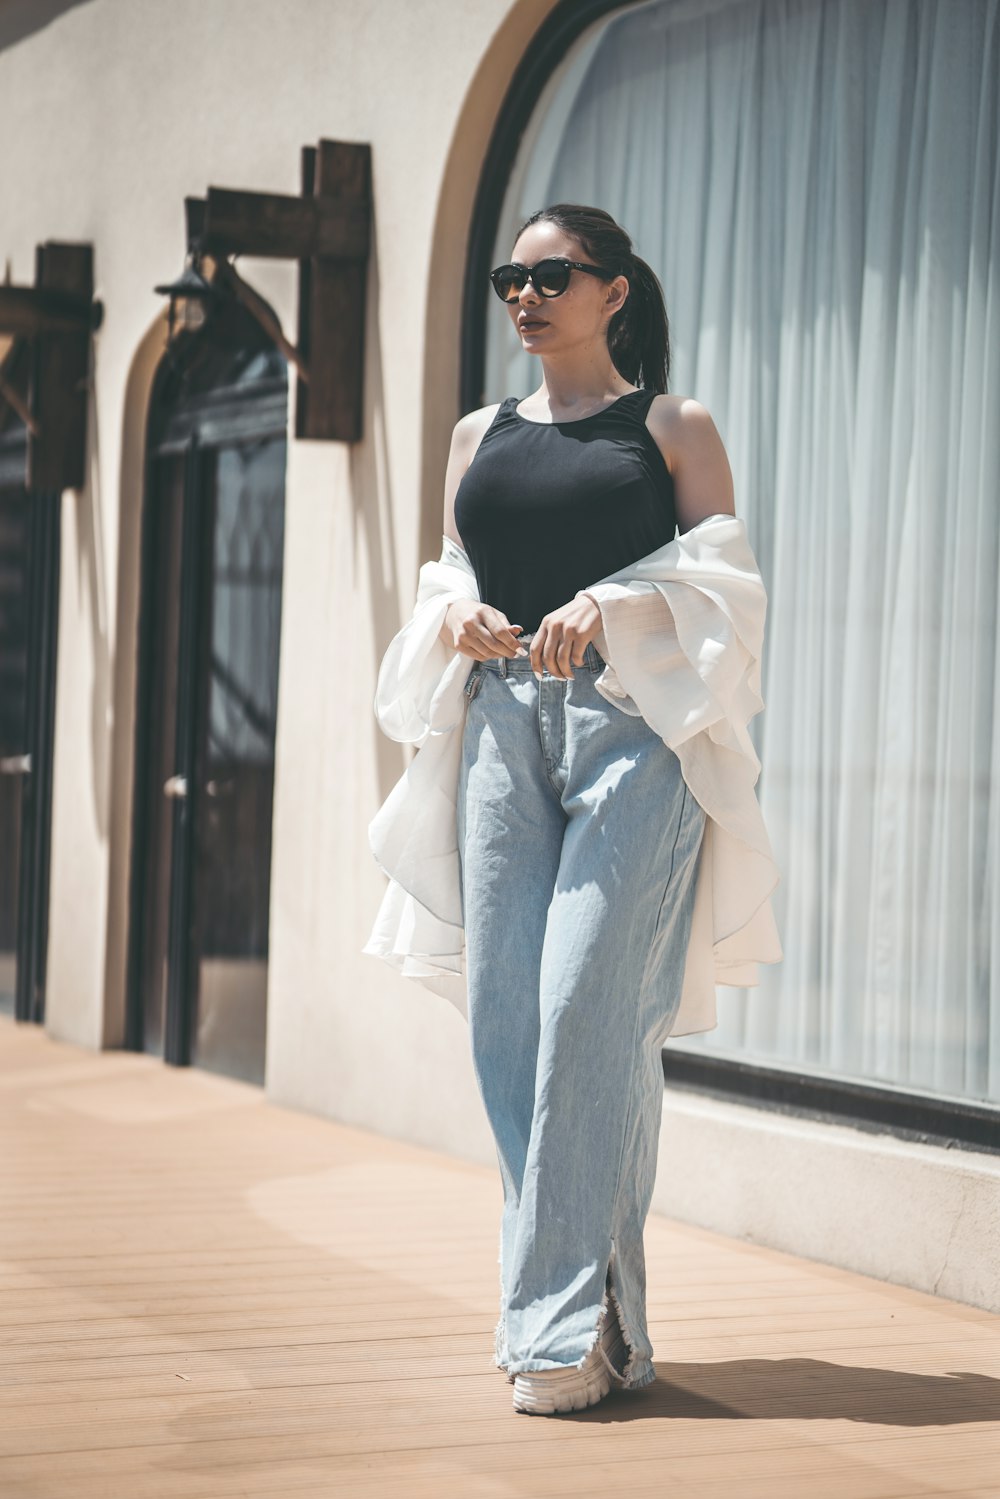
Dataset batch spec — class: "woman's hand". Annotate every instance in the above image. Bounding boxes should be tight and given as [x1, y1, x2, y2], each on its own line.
[439, 600, 527, 661]
[529, 593, 603, 680]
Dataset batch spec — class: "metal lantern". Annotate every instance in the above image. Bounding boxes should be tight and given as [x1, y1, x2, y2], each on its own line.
[154, 254, 217, 343]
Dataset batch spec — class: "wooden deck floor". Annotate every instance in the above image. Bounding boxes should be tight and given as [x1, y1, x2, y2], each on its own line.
[1, 1016, 997, 1499]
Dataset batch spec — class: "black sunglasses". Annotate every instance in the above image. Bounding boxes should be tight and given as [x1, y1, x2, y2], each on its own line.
[489, 256, 614, 303]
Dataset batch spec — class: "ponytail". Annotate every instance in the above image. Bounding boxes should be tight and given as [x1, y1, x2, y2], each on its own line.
[516, 204, 671, 393]
[607, 254, 670, 395]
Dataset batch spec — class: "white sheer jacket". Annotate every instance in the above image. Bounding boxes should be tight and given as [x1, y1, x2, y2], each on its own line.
[362, 511, 783, 1037]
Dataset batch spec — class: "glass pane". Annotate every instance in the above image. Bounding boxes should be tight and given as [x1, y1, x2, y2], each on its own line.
[0, 486, 28, 1015]
[485, 0, 1000, 1106]
[152, 310, 287, 428]
[189, 437, 286, 1084]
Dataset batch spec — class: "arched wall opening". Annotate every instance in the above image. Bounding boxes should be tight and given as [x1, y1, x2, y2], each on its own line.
[107, 297, 290, 1083]
[439, 0, 1000, 1138]
[87, 310, 171, 1048]
[415, 0, 602, 563]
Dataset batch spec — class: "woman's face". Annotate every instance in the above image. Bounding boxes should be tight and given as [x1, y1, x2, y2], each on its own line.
[506, 220, 628, 359]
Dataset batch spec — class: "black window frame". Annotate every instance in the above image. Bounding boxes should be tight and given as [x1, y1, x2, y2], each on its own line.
[459, 0, 1000, 1157]
[0, 427, 60, 1027]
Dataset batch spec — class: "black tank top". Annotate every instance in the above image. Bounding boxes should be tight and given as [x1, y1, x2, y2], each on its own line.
[453, 388, 676, 634]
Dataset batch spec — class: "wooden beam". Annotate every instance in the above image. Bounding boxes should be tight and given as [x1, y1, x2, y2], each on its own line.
[0, 284, 98, 337]
[201, 186, 369, 261]
[295, 146, 317, 434]
[28, 243, 93, 492]
[295, 140, 371, 442]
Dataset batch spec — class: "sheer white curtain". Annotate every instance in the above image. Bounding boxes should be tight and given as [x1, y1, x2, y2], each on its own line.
[483, 0, 1000, 1104]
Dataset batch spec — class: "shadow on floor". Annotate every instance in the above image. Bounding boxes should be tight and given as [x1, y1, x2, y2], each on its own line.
[566, 1357, 999, 1426]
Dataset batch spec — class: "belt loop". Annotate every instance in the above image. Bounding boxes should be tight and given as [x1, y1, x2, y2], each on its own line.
[500, 652, 508, 678]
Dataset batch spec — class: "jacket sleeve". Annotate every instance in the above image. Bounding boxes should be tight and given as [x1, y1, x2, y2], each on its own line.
[373, 539, 480, 746]
[580, 515, 767, 773]
[581, 515, 782, 982]
[363, 538, 476, 1008]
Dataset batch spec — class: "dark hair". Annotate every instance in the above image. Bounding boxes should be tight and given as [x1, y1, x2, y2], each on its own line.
[515, 204, 670, 393]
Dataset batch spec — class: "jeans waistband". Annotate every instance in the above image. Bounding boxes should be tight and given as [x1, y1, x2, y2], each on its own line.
[474, 633, 605, 676]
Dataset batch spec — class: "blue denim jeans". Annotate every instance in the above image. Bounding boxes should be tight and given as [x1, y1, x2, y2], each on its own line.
[456, 634, 707, 1390]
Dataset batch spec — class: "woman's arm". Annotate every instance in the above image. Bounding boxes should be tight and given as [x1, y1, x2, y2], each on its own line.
[645, 395, 736, 533]
[441, 404, 499, 546]
[438, 405, 525, 661]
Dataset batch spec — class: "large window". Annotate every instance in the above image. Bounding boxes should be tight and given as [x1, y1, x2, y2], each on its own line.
[480, 0, 1000, 1108]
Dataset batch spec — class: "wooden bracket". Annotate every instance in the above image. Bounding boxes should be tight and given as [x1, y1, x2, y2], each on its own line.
[295, 140, 371, 443]
[0, 243, 99, 491]
[184, 138, 372, 443]
[211, 257, 309, 385]
[0, 339, 36, 435]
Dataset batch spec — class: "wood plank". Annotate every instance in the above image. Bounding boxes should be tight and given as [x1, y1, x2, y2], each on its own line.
[0, 1015, 997, 1499]
[295, 138, 371, 441]
[0, 285, 95, 337]
[202, 186, 369, 260]
[27, 243, 93, 491]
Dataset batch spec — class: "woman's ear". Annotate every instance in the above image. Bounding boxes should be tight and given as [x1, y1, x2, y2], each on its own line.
[604, 274, 630, 317]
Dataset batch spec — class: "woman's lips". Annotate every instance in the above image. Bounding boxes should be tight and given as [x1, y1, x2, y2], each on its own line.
[519, 318, 548, 332]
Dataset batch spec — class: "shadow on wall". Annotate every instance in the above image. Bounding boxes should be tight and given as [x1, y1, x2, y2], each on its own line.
[349, 219, 410, 814]
[418, 0, 563, 564]
[81, 335, 112, 844]
[0, 0, 93, 50]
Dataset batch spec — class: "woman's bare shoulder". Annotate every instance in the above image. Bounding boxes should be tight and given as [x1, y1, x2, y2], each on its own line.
[644, 394, 720, 452]
[442, 403, 503, 546]
[644, 394, 736, 527]
[452, 402, 502, 460]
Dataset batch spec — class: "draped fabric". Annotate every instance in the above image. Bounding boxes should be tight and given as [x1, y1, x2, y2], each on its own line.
[363, 517, 782, 1038]
[484, 0, 1000, 1104]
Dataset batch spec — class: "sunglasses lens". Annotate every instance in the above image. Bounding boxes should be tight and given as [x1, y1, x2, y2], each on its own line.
[491, 266, 524, 302]
[533, 260, 572, 297]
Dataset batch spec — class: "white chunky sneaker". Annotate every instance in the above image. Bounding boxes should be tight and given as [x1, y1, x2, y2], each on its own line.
[511, 1292, 627, 1415]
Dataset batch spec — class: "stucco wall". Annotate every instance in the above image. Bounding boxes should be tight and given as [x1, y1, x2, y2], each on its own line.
[0, 0, 556, 1159]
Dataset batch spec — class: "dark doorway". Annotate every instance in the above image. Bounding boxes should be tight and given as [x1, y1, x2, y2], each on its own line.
[127, 302, 288, 1085]
[0, 402, 60, 1025]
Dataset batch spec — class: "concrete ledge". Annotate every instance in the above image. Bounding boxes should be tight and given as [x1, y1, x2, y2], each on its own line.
[652, 1089, 1000, 1313]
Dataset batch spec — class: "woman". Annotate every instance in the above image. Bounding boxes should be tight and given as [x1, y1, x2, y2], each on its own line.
[364, 203, 780, 1417]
